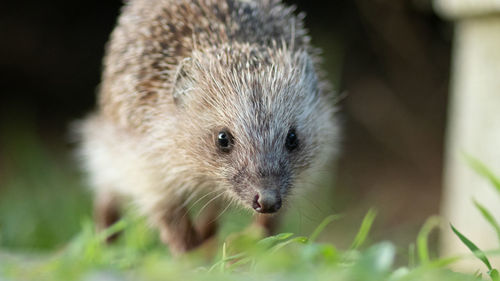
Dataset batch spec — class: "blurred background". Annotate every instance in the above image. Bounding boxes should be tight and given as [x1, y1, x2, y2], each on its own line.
[0, 0, 453, 257]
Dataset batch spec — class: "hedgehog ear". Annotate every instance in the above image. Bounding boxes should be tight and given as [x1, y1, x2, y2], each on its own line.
[300, 53, 319, 92]
[301, 53, 316, 78]
[172, 58, 193, 106]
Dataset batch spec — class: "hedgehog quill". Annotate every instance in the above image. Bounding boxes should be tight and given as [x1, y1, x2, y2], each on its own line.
[77, 0, 339, 255]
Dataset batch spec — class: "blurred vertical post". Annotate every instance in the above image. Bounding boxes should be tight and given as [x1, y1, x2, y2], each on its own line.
[434, 0, 500, 270]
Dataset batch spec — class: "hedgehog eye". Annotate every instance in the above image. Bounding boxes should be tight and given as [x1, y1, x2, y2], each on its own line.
[285, 128, 299, 151]
[217, 130, 233, 152]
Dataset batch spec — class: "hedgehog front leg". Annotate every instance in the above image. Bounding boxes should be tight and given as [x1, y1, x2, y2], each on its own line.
[194, 200, 220, 242]
[94, 191, 122, 242]
[157, 205, 202, 255]
[254, 214, 281, 236]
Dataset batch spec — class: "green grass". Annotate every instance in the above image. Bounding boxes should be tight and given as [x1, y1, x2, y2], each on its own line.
[0, 211, 482, 281]
[0, 125, 499, 281]
[0, 123, 91, 250]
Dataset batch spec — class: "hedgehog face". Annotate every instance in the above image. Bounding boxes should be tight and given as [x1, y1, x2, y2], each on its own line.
[174, 46, 337, 213]
[211, 124, 294, 213]
[211, 124, 298, 214]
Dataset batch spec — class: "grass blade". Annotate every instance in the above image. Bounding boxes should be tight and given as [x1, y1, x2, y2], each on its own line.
[450, 224, 492, 271]
[408, 243, 416, 268]
[271, 236, 308, 253]
[428, 256, 462, 268]
[465, 154, 500, 194]
[473, 199, 500, 243]
[220, 242, 227, 272]
[208, 252, 247, 272]
[417, 216, 440, 265]
[257, 233, 294, 248]
[350, 209, 377, 250]
[309, 214, 342, 243]
[97, 219, 127, 242]
[489, 269, 500, 281]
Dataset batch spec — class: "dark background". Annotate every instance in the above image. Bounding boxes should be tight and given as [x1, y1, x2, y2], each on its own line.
[0, 0, 452, 250]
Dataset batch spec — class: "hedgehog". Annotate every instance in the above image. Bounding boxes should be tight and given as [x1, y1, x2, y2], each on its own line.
[77, 0, 339, 255]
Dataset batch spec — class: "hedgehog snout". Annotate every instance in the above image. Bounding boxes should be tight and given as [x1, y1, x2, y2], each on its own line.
[252, 189, 282, 213]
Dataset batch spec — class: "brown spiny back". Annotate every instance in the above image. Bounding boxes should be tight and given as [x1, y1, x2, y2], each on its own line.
[99, 0, 312, 130]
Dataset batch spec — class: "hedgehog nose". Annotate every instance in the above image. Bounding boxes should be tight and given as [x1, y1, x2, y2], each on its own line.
[252, 191, 282, 213]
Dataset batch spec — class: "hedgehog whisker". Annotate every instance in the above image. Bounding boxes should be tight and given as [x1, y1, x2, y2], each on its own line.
[210, 200, 233, 224]
[195, 191, 225, 219]
[296, 200, 319, 223]
[177, 189, 221, 223]
[294, 193, 326, 215]
[185, 189, 220, 210]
